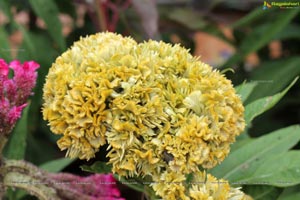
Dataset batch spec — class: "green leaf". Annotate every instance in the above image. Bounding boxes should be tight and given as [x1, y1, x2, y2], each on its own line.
[257, 24, 300, 41]
[17, 26, 59, 64]
[113, 174, 145, 193]
[28, 0, 66, 51]
[54, 0, 76, 18]
[241, 151, 300, 187]
[0, 27, 11, 61]
[243, 185, 282, 200]
[244, 77, 298, 125]
[277, 186, 300, 200]
[223, 9, 299, 67]
[230, 137, 253, 152]
[4, 103, 30, 159]
[40, 158, 74, 173]
[209, 125, 300, 183]
[167, 8, 207, 30]
[5, 188, 28, 200]
[274, 24, 300, 40]
[16, 29, 60, 147]
[81, 161, 112, 174]
[231, 7, 272, 29]
[247, 57, 300, 103]
[235, 81, 258, 103]
[0, 0, 13, 21]
[17, 25, 37, 60]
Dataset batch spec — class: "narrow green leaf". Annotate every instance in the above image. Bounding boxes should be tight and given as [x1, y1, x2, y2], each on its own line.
[113, 174, 145, 193]
[209, 125, 300, 182]
[5, 188, 28, 200]
[0, 0, 13, 21]
[40, 158, 74, 173]
[54, 0, 76, 18]
[81, 161, 112, 174]
[277, 186, 300, 200]
[223, 9, 299, 67]
[274, 24, 300, 40]
[243, 185, 282, 200]
[0, 27, 12, 61]
[4, 103, 30, 159]
[247, 57, 300, 102]
[18, 25, 37, 60]
[167, 8, 207, 30]
[28, 0, 66, 51]
[242, 151, 300, 187]
[235, 81, 258, 103]
[244, 77, 298, 125]
[258, 24, 300, 41]
[231, 7, 272, 29]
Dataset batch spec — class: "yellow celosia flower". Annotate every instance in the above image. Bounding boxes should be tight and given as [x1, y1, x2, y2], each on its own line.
[43, 32, 138, 159]
[189, 171, 251, 200]
[152, 170, 251, 200]
[104, 40, 245, 178]
[152, 170, 188, 200]
[43, 33, 245, 198]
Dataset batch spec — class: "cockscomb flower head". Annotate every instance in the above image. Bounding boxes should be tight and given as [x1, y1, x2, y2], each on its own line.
[152, 170, 252, 200]
[0, 59, 39, 136]
[152, 170, 251, 200]
[106, 40, 245, 177]
[43, 32, 244, 180]
[43, 32, 138, 159]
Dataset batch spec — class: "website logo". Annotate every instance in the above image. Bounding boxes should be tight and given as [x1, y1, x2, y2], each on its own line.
[263, 1, 272, 10]
[263, 1, 300, 9]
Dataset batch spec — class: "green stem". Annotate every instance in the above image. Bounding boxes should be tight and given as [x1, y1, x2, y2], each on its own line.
[1, 159, 59, 200]
[1, 160, 97, 200]
[3, 171, 58, 200]
[0, 136, 8, 156]
[0, 135, 8, 199]
[144, 185, 159, 200]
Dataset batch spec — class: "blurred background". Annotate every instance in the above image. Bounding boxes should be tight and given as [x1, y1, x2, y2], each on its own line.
[0, 0, 299, 199]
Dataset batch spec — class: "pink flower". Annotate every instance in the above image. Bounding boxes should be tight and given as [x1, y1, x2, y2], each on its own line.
[3, 79, 17, 104]
[0, 59, 39, 136]
[49, 173, 125, 200]
[0, 99, 11, 135]
[9, 60, 40, 105]
[7, 104, 27, 125]
[0, 59, 9, 76]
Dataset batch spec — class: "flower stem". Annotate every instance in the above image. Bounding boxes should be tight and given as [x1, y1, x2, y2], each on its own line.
[1, 159, 60, 200]
[0, 135, 8, 199]
[0, 135, 8, 157]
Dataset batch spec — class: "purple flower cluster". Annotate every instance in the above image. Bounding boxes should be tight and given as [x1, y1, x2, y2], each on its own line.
[0, 59, 39, 136]
[49, 173, 125, 200]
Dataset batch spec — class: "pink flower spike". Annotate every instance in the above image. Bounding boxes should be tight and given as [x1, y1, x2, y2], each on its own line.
[7, 104, 27, 125]
[3, 79, 17, 104]
[9, 60, 23, 77]
[8, 60, 40, 105]
[0, 59, 39, 136]
[0, 59, 9, 76]
[0, 98, 10, 114]
[8, 60, 21, 69]
[23, 61, 40, 71]
[49, 173, 125, 200]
